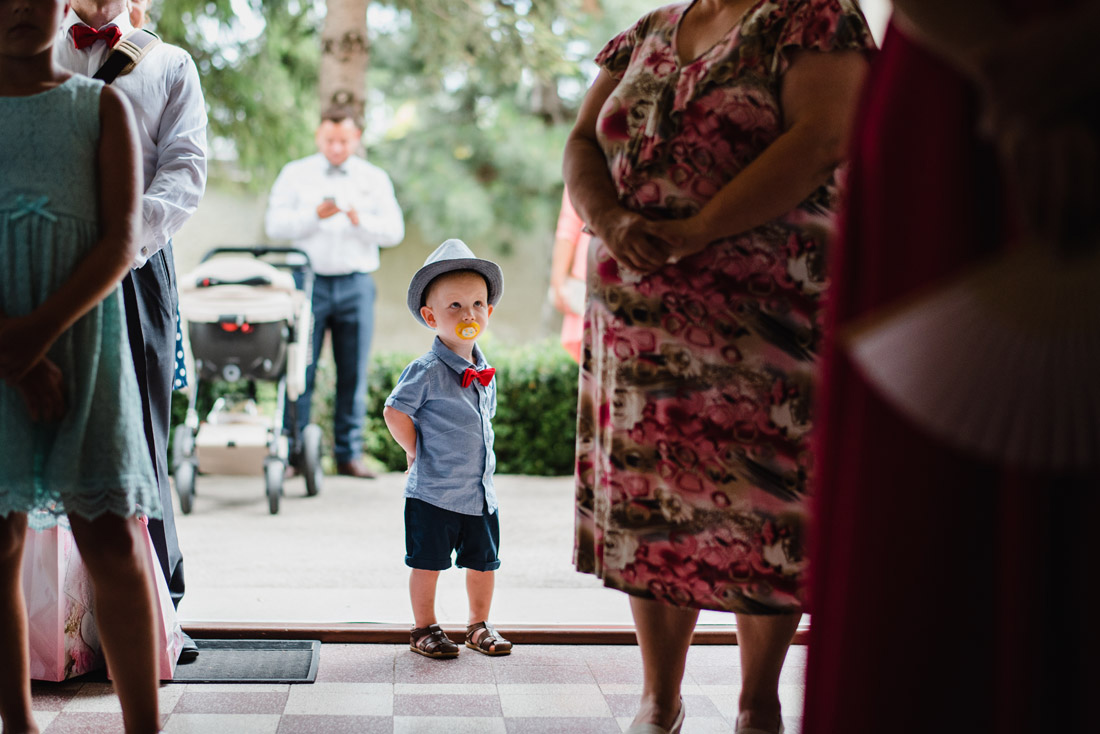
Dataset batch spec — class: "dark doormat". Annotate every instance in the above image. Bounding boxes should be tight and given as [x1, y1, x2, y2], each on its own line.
[171, 639, 320, 683]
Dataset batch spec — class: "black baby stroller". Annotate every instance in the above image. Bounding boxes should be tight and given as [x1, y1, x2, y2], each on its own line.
[172, 246, 323, 514]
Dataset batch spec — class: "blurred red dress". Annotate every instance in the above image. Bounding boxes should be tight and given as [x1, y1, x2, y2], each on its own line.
[804, 17, 1099, 734]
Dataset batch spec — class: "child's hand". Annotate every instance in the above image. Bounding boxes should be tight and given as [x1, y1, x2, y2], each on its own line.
[15, 358, 65, 423]
[405, 452, 415, 473]
[0, 314, 56, 383]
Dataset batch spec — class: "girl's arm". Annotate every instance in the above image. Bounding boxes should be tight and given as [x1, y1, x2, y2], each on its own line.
[383, 405, 418, 469]
[562, 70, 670, 274]
[650, 48, 869, 256]
[549, 193, 585, 315]
[0, 85, 141, 382]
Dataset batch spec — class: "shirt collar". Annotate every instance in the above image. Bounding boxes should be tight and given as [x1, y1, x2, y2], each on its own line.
[431, 337, 487, 373]
[63, 7, 134, 39]
[317, 153, 358, 175]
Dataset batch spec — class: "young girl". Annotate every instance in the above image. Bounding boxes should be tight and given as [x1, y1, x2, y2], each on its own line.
[0, 1, 162, 732]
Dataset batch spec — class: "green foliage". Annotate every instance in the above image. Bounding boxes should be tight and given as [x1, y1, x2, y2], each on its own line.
[365, 339, 579, 476]
[151, 0, 653, 244]
[488, 339, 579, 476]
[154, 0, 323, 186]
[363, 349, 419, 470]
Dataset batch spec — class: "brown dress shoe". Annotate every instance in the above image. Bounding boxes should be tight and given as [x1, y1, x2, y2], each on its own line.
[336, 459, 377, 479]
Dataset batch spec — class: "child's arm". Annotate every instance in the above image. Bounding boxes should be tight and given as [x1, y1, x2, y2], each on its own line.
[383, 405, 417, 470]
[0, 86, 141, 382]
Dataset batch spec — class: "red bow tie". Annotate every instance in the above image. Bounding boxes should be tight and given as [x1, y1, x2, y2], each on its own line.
[461, 367, 495, 388]
[72, 23, 122, 50]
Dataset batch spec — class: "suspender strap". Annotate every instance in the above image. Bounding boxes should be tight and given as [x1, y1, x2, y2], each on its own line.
[93, 29, 161, 84]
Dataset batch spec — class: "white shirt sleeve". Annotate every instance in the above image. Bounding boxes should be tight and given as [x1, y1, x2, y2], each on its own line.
[134, 52, 208, 268]
[264, 160, 323, 241]
[349, 168, 404, 248]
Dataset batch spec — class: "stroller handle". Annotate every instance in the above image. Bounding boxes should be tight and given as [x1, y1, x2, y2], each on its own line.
[200, 245, 315, 293]
[201, 245, 312, 266]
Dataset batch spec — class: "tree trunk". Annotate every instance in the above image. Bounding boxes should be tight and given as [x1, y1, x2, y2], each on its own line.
[320, 0, 370, 120]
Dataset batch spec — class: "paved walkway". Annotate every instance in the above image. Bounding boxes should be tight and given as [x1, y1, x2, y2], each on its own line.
[176, 473, 805, 633]
[27, 473, 812, 733]
[31, 643, 808, 733]
[174, 472, 745, 629]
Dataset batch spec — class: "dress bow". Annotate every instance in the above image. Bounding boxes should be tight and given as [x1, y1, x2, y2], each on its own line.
[461, 367, 495, 388]
[11, 195, 57, 222]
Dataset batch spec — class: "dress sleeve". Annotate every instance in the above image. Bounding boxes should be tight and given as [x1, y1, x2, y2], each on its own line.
[771, 0, 875, 75]
[594, 13, 649, 80]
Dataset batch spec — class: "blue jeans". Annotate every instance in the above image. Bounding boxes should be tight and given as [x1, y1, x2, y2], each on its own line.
[288, 272, 376, 463]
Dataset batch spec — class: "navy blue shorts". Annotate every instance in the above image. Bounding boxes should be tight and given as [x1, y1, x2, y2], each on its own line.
[404, 498, 501, 572]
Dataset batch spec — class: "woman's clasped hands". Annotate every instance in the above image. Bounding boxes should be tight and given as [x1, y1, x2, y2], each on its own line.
[594, 207, 715, 275]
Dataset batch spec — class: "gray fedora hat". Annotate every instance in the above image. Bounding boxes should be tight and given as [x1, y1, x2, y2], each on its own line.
[407, 239, 504, 327]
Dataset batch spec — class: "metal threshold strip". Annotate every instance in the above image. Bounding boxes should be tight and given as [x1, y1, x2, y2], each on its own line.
[182, 622, 809, 645]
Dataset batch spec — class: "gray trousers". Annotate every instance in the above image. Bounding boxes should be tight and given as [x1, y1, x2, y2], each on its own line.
[122, 245, 185, 609]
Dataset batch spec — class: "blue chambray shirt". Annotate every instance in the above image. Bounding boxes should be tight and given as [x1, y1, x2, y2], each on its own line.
[384, 337, 497, 516]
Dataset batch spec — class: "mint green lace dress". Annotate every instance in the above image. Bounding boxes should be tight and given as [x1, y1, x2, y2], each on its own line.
[0, 75, 159, 529]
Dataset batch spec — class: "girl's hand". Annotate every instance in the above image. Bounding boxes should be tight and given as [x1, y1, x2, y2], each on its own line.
[405, 453, 415, 474]
[0, 314, 57, 383]
[16, 358, 65, 423]
[593, 208, 676, 274]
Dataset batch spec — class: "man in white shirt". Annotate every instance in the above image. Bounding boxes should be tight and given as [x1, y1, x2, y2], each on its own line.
[266, 106, 404, 479]
[58, 0, 207, 661]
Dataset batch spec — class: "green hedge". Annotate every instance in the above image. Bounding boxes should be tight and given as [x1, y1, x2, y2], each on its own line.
[171, 338, 579, 476]
[365, 338, 580, 476]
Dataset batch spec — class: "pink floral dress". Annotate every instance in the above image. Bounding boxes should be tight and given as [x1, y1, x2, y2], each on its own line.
[573, 0, 873, 614]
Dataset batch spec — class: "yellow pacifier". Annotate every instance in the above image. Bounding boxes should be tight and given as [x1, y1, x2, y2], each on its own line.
[456, 322, 480, 340]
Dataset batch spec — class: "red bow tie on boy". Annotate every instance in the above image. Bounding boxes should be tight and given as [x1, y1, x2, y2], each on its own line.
[72, 24, 122, 50]
[461, 367, 495, 388]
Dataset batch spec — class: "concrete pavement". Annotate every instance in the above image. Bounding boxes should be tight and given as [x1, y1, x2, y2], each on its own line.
[174, 472, 624, 627]
[173, 471, 797, 632]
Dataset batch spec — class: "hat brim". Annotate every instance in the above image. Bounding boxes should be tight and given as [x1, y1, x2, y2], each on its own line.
[407, 257, 504, 327]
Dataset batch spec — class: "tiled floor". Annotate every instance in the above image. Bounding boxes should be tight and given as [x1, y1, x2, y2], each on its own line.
[28, 643, 806, 733]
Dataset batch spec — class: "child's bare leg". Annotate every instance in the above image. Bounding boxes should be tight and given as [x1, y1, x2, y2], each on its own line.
[0, 512, 37, 734]
[466, 569, 494, 625]
[409, 569, 441, 629]
[68, 515, 158, 734]
[465, 570, 510, 654]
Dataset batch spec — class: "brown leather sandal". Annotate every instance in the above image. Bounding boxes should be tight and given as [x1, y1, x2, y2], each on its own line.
[465, 621, 512, 656]
[410, 623, 459, 658]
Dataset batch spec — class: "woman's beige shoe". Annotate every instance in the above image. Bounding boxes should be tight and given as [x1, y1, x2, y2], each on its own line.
[625, 698, 684, 734]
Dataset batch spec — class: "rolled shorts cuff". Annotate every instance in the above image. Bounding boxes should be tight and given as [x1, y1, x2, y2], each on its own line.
[456, 558, 501, 572]
[404, 555, 453, 572]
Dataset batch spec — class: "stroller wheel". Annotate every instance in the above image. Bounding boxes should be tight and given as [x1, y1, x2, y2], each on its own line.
[175, 461, 196, 515]
[172, 424, 195, 475]
[301, 424, 324, 497]
[264, 460, 283, 514]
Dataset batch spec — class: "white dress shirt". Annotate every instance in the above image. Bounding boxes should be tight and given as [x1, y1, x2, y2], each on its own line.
[265, 153, 404, 276]
[57, 9, 208, 268]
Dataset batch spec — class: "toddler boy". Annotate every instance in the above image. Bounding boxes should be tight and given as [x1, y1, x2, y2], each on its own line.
[383, 239, 512, 658]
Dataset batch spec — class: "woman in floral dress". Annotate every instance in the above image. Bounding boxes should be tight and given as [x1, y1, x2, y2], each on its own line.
[564, 1, 873, 731]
